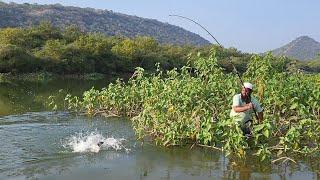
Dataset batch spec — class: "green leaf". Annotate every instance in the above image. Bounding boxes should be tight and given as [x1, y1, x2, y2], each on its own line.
[263, 130, 269, 138]
[255, 124, 265, 132]
[290, 103, 298, 110]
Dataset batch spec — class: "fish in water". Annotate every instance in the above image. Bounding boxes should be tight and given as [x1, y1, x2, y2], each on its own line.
[97, 141, 104, 147]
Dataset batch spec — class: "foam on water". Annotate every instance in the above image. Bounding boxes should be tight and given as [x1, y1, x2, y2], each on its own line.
[63, 131, 130, 153]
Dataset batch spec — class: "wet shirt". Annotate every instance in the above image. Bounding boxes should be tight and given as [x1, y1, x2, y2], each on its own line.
[230, 94, 263, 123]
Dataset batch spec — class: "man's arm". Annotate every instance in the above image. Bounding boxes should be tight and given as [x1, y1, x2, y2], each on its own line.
[232, 103, 253, 113]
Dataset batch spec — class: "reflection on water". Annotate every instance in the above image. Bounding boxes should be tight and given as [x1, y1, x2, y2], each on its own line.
[0, 80, 319, 179]
[0, 79, 110, 116]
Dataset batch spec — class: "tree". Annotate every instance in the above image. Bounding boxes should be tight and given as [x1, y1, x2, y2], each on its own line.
[0, 44, 41, 73]
[26, 21, 63, 49]
[34, 39, 66, 60]
[63, 25, 85, 43]
[111, 38, 136, 59]
[0, 28, 26, 47]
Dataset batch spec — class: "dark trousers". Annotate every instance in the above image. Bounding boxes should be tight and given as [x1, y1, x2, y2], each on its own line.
[240, 119, 252, 135]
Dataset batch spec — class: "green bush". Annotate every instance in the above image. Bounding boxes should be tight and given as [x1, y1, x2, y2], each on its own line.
[0, 44, 42, 73]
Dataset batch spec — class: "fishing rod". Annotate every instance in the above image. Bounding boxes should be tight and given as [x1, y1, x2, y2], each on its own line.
[169, 14, 259, 120]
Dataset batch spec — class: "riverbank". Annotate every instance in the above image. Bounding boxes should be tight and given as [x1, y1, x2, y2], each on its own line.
[0, 72, 132, 83]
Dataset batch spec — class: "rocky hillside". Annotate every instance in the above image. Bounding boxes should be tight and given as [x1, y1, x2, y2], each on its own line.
[271, 36, 320, 61]
[0, 2, 210, 46]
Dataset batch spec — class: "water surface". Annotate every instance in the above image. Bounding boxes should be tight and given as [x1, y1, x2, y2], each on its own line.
[0, 80, 319, 179]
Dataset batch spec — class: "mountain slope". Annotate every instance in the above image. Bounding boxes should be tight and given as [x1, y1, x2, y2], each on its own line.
[0, 2, 210, 46]
[271, 36, 320, 61]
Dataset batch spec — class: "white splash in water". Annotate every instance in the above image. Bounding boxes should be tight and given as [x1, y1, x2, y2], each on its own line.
[63, 131, 130, 153]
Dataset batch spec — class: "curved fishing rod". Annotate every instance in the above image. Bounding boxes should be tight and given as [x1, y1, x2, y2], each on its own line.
[169, 14, 259, 120]
[169, 15, 243, 83]
[169, 15, 223, 47]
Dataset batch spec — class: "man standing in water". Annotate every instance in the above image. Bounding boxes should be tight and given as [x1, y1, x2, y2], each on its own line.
[230, 82, 263, 137]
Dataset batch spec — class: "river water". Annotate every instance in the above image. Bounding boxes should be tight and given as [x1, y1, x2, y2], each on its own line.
[0, 79, 318, 179]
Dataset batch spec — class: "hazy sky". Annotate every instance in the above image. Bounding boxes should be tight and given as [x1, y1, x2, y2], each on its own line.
[3, 0, 320, 53]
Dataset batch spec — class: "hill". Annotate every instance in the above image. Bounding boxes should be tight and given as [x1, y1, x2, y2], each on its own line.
[271, 36, 320, 61]
[0, 2, 210, 46]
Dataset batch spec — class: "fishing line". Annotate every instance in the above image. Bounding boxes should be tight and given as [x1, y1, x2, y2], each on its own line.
[169, 14, 259, 120]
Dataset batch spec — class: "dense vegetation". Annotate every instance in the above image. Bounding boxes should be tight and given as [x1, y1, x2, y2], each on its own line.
[0, 1, 209, 46]
[1, 22, 319, 77]
[63, 51, 320, 162]
[0, 23, 256, 76]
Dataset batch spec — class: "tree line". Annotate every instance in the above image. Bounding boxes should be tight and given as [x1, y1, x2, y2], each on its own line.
[0, 22, 315, 76]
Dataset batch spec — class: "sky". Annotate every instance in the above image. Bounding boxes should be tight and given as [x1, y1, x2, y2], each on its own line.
[2, 0, 320, 53]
